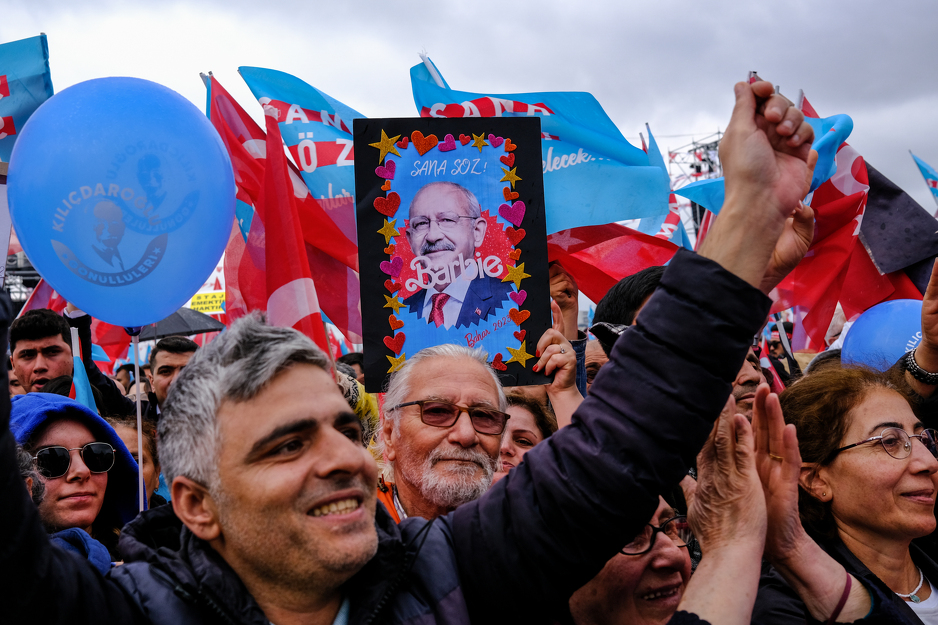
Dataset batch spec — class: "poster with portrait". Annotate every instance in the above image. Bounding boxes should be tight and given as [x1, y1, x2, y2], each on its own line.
[354, 117, 551, 392]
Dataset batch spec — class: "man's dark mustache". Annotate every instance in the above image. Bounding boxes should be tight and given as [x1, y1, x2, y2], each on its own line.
[421, 240, 456, 255]
[732, 382, 759, 400]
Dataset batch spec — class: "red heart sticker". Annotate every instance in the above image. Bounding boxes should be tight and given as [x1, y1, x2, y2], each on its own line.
[388, 315, 404, 331]
[513, 329, 526, 342]
[459, 134, 471, 145]
[503, 187, 520, 201]
[411, 131, 439, 155]
[384, 279, 401, 294]
[500, 153, 515, 168]
[505, 227, 526, 246]
[508, 309, 531, 326]
[504, 138, 517, 152]
[508, 249, 521, 262]
[396, 137, 409, 149]
[384, 332, 405, 355]
[490, 353, 507, 371]
[373, 192, 401, 216]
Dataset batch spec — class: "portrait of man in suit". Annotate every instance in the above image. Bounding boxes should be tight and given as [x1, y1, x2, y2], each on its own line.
[403, 181, 513, 329]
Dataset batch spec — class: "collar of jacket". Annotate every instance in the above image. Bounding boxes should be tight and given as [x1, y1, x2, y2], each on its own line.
[119, 498, 411, 625]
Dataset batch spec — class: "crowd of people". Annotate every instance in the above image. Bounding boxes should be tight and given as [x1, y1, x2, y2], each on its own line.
[3, 78, 938, 625]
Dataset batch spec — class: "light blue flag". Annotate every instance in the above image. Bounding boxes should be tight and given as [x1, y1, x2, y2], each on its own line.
[238, 66, 362, 243]
[0, 34, 53, 162]
[71, 355, 99, 415]
[411, 58, 670, 233]
[911, 152, 938, 208]
[674, 112, 853, 214]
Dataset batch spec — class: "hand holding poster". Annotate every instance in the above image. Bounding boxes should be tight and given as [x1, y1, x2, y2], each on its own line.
[354, 117, 550, 391]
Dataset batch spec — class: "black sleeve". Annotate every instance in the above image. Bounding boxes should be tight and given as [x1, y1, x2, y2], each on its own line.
[64, 312, 135, 416]
[452, 250, 772, 623]
[753, 563, 810, 624]
[668, 613, 711, 625]
[1, 295, 143, 624]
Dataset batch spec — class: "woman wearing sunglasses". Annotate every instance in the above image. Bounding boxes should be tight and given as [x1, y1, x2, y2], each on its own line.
[754, 367, 938, 623]
[10, 393, 139, 562]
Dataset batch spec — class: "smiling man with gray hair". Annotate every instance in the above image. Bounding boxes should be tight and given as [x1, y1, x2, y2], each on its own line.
[378, 343, 507, 522]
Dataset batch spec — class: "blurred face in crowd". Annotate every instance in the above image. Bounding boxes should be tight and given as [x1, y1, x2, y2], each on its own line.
[111, 424, 159, 500]
[31, 419, 108, 534]
[731, 348, 766, 420]
[114, 368, 132, 393]
[12, 334, 74, 393]
[494, 404, 545, 482]
[147, 351, 195, 407]
[585, 340, 609, 393]
[815, 389, 938, 548]
[405, 184, 486, 291]
[570, 497, 691, 625]
[208, 364, 378, 593]
[384, 356, 501, 517]
[9, 371, 25, 396]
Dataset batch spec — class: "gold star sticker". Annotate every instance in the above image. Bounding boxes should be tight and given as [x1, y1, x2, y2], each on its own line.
[369, 129, 402, 164]
[383, 294, 405, 314]
[471, 133, 488, 152]
[387, 352, 406, 373]
[501, 262, 531, 289]
[505, 341, 533, 368]
[377, 218, 398, 244]
[500, 166, 522, 189]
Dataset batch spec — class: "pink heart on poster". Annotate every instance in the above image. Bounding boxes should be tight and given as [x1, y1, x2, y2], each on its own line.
[488, 134, 504, 148]
[375, 160, 396, 180]
[438, 134, 456, 152]
[380, 256, 403, 277]
[498, 200, 526, 227]
[509, 290, 527, 306]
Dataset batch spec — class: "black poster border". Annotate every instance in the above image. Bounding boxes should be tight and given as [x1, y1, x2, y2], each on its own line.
[353, 117, 551, 392]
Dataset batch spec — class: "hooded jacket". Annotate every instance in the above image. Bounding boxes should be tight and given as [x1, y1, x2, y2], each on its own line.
[2, 250, 777, 625]
[11, 392, 140, 558]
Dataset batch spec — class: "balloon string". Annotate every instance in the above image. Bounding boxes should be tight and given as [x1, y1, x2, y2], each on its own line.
[133, 335, 144, 513]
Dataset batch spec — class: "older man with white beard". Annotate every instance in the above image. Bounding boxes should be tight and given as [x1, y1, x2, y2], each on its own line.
[378, 344, 505, 521]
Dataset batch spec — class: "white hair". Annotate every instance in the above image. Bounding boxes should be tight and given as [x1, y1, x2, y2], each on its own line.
[409, 181, 482, 219]
[158, 314, 330, 490]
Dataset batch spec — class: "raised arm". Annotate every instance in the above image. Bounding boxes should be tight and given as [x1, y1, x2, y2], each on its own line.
[449, 79, 816, 623]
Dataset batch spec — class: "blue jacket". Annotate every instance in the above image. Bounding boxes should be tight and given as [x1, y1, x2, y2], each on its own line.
[10, 392, 140, 538]
[1, 250, 773, 624]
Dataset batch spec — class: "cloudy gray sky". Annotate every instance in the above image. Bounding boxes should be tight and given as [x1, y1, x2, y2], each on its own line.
[4, 0, 938, 210]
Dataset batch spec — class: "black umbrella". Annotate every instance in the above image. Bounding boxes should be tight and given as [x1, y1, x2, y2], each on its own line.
[138, 307, 225, 341]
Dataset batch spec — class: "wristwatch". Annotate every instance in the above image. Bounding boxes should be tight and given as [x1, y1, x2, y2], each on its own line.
[905, 348, 938, 386]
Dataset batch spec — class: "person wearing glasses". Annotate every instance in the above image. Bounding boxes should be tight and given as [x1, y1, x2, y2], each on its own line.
[753, 366, 938, 623]
[402, 181, 514, 329]
[9, 392, 139, 562]
[570, 497, 694, 625]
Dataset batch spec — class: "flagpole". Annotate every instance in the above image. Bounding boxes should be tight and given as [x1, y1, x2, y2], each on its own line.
[419, 52, 446, 89]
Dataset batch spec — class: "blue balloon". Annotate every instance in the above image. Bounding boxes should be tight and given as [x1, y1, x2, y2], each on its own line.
[842, 299, 923, 371]
[7, 77, 234, 327]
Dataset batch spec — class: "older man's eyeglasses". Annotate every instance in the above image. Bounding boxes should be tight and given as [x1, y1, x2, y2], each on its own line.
[620, 515, 694, 556]
[408, 214, 477, 234]
[830, 427, 938, 461]
[391, 400, 510, 435]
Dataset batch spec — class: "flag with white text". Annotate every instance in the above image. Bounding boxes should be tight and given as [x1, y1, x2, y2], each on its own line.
[410, 57, 670, 233]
